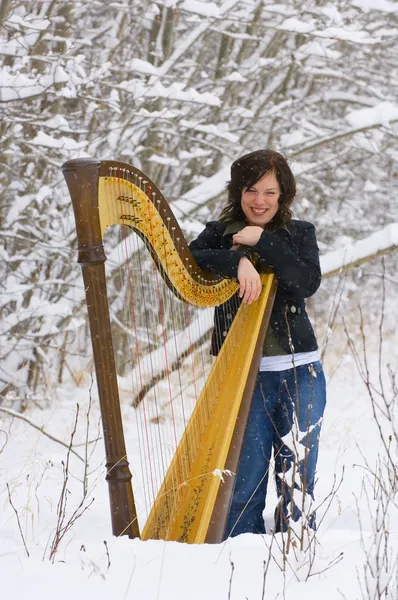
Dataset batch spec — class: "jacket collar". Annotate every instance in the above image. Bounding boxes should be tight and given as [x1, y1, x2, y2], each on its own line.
[222, 221, 246, 236]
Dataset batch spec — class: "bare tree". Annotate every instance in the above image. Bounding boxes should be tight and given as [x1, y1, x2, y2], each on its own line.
[1, 0, 398, 401]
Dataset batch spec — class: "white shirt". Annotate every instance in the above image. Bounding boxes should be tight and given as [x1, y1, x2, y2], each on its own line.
[259, 350, 320, 372]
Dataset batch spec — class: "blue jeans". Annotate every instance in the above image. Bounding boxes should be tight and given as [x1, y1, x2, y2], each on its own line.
[225, 361, 326, 537]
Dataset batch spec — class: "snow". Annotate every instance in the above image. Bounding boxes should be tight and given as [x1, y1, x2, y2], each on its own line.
[4, 193, 36, 227]
[148, 154, 180, 167]
[224, 71, 247, 83]
[156, 0, 240, 77]
[312, 26, 377, 44]
[1, 323, 397, 599]
[280, 130, 307, 147]
[129, 58, 159, 76]
[30, 132, 88, 151]
[230, 106, 254, 118]
[321, 222, 398, 277]
[6, 15, 50, 31]
[118, 79, 220, 107]
[172, 165, 230, 218]
[3, 295, 71, 326]
[2, 214, 398, 599]
[179, 148, 212, 160]
[180, 119, 239, 142]
[279, 17, 316, 34]
[42, 115, 71, 131]
[0, 66, 69, 102]
[2, 0, 398, 595]
[263, 4, 297, 17]
[278, 19, 377, 44]
[294, 40, 342, 60]
[318, 5, 344, 25]
[180, 0, 220, 18]
[353, 0, 398, 13]
[345, 101, 398, 128]
[0, 39, 24, 56]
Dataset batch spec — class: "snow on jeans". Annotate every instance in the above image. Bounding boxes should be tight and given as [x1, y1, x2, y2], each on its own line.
[225, 361, 326, 538]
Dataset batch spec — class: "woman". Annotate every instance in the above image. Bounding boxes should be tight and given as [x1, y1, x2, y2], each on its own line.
[189, 149, 326, 537]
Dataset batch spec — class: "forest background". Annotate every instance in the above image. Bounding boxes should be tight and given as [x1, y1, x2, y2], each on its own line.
[1, 0, 398, 399]
[1, 1, 398, 598]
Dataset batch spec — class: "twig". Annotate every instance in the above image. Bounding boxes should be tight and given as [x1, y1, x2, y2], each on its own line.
[320, 267, 347, 362]
[83, 374, 94, 495]
[228, 554, 235, 600]
[123, 553, 137, 600]
[313, 468, 345, 533]
[49, 404, 94, 561]
[307, 552, 344, 578]
[0, 429, 8, 453]
[265, 533, 300, 581]
[104, 540, 111, 570]
[345, 271, 398, 599]
[6, 483, 29, 557]
[261, 533, 274, 600]
[0, 406, 100, 462]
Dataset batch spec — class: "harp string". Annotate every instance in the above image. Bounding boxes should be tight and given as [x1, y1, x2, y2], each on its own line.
[126, 173, 175, 516]
[112, 171, 160, 517]
[143, 177, 189, 521]
[107, 170, 203, 523]
[114, 174, 157, 515]
[103, 168, 256, 532]
[132, 180, 166, 511]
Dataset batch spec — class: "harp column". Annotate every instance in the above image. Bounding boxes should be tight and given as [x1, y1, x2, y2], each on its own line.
[62, 158, 139, 539]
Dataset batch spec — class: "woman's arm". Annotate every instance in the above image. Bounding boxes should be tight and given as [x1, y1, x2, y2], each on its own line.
[253, 223, 321, 298]
[189, 221, 247, 279]
[189, 221, 261, 304]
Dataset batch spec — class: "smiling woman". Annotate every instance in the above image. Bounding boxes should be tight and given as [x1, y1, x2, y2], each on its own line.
[189, 149, 326, 538]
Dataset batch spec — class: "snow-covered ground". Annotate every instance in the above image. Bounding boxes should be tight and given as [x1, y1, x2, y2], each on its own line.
[2, 0, 398, 596]
[1, 315, 397, 599]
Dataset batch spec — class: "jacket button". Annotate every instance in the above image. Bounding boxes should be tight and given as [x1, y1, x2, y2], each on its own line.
[223, 331, 228, 337]
[290, 305, 296, 313]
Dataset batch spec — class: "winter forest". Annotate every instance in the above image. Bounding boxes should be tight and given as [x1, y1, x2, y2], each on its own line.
[1, 0, 398, 598]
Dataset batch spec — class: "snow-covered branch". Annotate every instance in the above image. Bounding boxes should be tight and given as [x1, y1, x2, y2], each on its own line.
[321, 223, 398, 279]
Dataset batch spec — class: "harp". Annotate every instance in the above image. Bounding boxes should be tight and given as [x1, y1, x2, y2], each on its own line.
[62, 158, 277, 543]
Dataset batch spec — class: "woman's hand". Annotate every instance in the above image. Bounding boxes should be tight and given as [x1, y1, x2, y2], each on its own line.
[237, 257, 261, 304]
[232, 226, 263, 247]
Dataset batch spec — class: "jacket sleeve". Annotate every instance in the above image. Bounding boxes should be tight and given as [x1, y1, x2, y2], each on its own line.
[189, 221, 247, 280]
[253, 222, 321, 297]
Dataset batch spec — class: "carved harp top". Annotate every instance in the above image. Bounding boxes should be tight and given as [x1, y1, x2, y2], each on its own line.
[62, 157, 239, 307]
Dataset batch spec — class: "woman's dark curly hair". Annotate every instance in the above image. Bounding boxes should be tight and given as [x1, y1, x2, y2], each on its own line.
[219, 149, 296, 228]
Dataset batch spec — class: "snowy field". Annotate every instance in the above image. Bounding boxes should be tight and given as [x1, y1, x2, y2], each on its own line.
[1, 310, 397, 600]
[2, 0, 398, 597]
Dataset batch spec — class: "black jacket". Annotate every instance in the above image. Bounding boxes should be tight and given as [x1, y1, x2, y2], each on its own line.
[189, 219, 321, 355]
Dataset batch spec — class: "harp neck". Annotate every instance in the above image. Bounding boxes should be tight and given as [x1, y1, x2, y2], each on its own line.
[62, 158, 240, 306]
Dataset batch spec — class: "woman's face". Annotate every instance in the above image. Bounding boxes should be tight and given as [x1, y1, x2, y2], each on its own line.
[241, 171, 281, 228]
